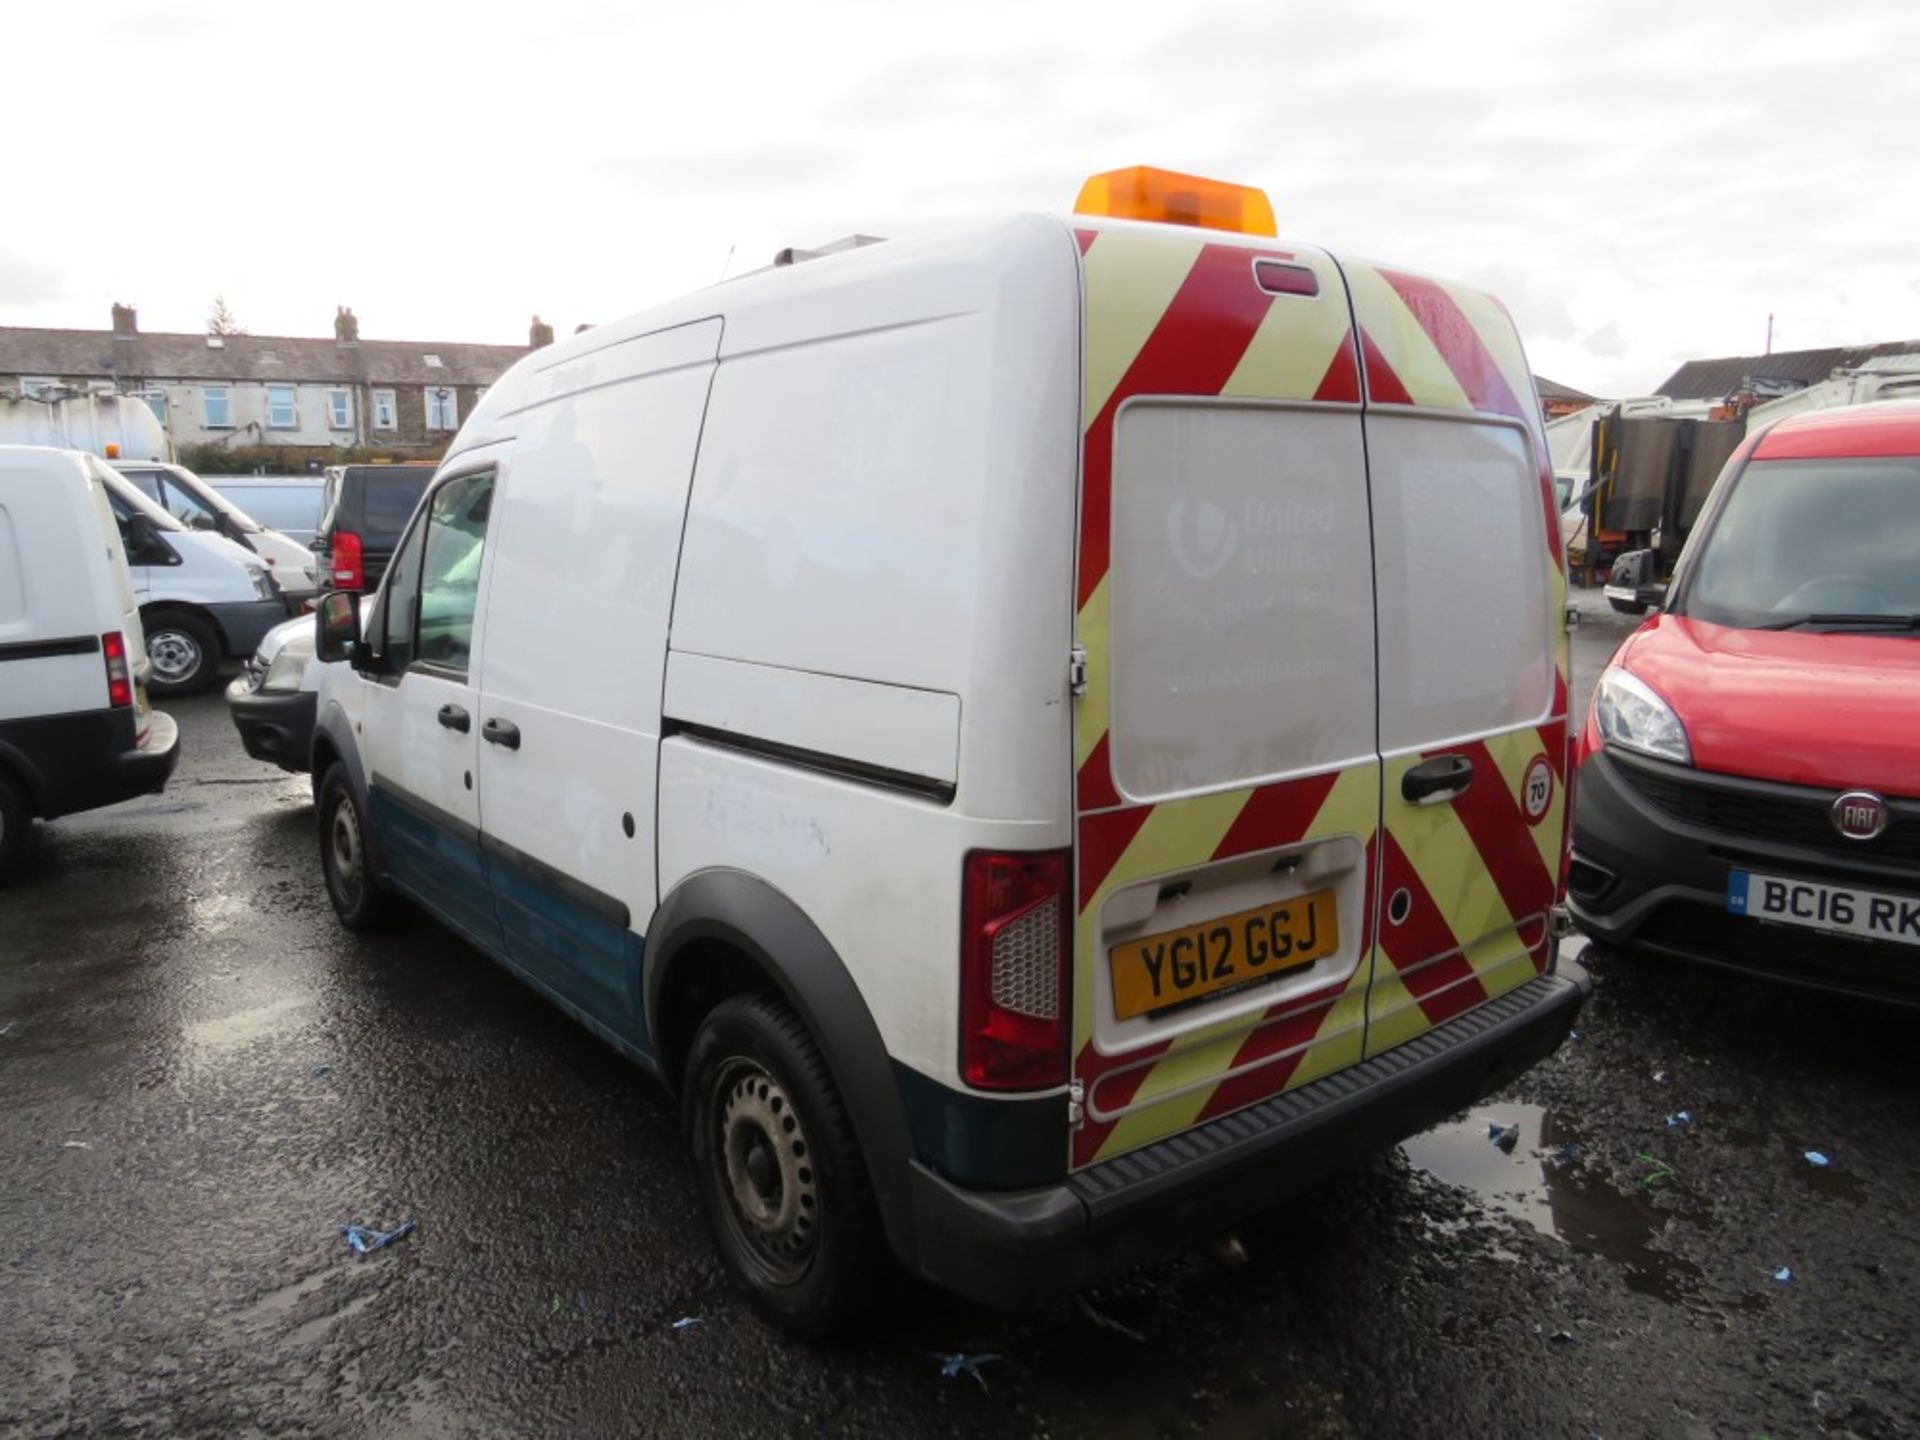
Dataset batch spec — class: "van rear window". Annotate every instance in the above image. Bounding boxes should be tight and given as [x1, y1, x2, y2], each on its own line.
[1108, 403, 1377, 801]
[1369, 415, 1552, 752]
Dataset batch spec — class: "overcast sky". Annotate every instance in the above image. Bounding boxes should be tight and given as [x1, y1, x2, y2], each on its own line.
[4, 0, 1916, 396]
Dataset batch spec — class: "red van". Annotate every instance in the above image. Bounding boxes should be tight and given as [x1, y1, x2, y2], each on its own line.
[1571, 401, 1920, 1001]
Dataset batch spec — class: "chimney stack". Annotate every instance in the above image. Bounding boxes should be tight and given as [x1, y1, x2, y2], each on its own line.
[335, 305, 360, 343]
[111, 302, 137, 337]
[529, 315, 555, 349]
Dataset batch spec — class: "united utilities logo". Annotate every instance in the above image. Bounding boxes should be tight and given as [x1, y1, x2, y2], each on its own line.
[1165, 498, 1239, 581]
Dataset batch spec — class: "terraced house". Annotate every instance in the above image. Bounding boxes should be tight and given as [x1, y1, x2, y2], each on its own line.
[0, 305, 540, 467]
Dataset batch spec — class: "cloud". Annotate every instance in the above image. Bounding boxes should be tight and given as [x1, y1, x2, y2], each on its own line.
[596, 145, 854, 195]
[117, 5, 206, 40]
[0, 248, 65, 308]
[825, 46, 1075, 126]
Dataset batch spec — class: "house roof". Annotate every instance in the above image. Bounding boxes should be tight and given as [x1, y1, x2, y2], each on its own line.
[1534, 375, 1596, 404]
[1655, 341, 1920, 401]
[0, 326, 529, 388]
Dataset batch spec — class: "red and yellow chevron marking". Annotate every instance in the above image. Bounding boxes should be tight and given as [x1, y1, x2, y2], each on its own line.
[1070, 224, 1371, 1170]
[1066, 226, 1572, 1170]
[1343, 258, 1573, 1058]
[1366, 720, 1568, 1055]
[1072, 227, 1358, 811]
[1071, 763, 1380, 1169]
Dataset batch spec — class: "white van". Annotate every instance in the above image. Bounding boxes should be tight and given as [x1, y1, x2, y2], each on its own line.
[96, 466, 284, 694]
[309, 169, 1587, 1334]
[0, 447, 180, 874]
[113, 460, 321, 608]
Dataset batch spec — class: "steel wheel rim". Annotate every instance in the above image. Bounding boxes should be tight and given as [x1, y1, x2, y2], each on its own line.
[713, 1058, 819, 1285]
[329, 796, 363, 902]
[147, 630, 201, 683]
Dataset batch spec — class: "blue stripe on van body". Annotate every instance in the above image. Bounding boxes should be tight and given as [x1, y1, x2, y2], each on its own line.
[369, 785, 501, 952]
[365, 779, 652, 1060]
[490, 855, 645, 1039]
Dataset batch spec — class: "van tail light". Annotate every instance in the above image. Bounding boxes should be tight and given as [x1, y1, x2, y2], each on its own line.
[102, 630, 133, 709]
[960, 850, 1072, 1091]
[331, 530, 364, 589]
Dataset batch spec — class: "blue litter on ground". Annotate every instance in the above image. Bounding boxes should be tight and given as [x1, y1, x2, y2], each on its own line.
[671, 1316, 701, 1330]
[1487, 1122, 1521, 1153]
[340, 1219, 415, 1255]
[1665, 1110, 1693, 1128]
[310, 1064, 331, 1077]
[1546, 1142, 1584, 1167]
[1772, 1266, 1794, 1284]
[1804, 1150, 1831, 1167]
[933, 1352, 1002, 1392]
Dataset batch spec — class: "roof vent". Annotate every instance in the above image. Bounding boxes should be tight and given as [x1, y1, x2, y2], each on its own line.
[773, 234, 887, 268]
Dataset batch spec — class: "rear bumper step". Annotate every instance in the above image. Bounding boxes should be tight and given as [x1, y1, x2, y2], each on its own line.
[905, 961, 1588, 1308]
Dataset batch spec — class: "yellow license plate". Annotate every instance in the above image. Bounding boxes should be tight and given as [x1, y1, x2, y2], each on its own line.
[1109, 889, 1339, 1020]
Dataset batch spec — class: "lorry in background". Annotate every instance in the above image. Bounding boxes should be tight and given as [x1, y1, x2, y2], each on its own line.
[1558, 358, 1920, 600]
[0, 391, 169, 463]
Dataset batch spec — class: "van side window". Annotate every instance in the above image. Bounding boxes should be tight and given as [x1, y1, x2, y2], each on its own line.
[414, 471, 494, 675]
[379, 517, 428, 672]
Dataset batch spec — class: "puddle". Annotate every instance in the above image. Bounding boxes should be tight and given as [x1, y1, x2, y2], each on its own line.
[181, 994, 312, 1056]
[1401, 1103, 1704, 1303]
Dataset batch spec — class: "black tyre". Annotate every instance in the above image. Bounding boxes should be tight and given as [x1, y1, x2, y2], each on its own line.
[0, 768, 31, 879]
[143, 611, 223, 695]
[317, 763, 396, 930]
[684, 994, 885, 1338]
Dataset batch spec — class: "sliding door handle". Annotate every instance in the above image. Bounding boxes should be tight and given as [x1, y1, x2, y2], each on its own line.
[482, 717, 521, 750]
[1402, 753, 1474, 806]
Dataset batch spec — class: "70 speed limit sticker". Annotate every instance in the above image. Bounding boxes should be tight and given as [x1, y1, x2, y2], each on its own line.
[1522, 755, 1554, 825]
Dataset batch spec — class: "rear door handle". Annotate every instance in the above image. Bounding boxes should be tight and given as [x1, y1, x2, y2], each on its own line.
[436, 703, 470, 733]
[1402, 753, 1474, 806]
[482, 717, 521, 750]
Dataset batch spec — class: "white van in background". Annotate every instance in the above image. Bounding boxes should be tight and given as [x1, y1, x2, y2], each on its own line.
[113, 461, 320, 609]
[309, 169, 1586, 1335]
[96, 466, 284, 695]
[0, 447, 180, 875]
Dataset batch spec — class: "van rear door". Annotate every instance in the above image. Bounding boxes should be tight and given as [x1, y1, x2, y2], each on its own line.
[1340, 262, 1569, 1054]
[1068, 226, 1380, 1169]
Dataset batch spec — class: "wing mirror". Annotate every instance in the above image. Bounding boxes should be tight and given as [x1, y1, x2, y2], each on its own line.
[1604, 548, 1667, 616]
[122, 512, 171, 565]
[315, 590, 364, 665]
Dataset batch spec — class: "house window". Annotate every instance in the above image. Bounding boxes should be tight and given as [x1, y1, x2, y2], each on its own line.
[143, 390, 170, 425]
[266, 384, 298, 429]
[19, 377, 56, 398]
[327, 388, 353, 430]
[372, 389, 397, 430]
[425, 387, 458, 432]
[203, 386, 233, 428]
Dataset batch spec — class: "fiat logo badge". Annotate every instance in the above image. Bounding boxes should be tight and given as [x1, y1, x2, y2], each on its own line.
[1831, 791, 1889, 842]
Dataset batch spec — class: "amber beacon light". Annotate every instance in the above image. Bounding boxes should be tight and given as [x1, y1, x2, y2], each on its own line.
[1073, 165, 1278, 237]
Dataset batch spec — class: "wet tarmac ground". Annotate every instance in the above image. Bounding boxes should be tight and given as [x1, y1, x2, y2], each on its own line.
[4, 592, 1916, 1438]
